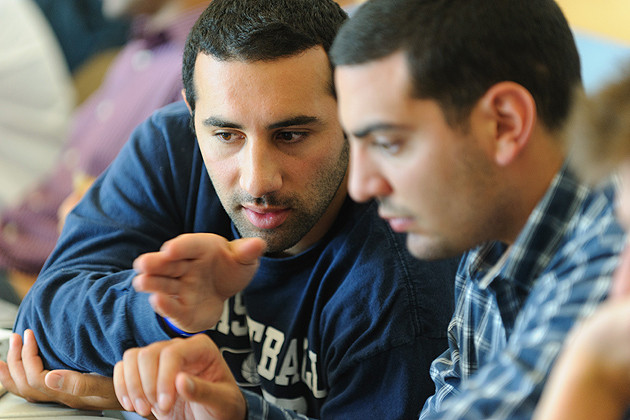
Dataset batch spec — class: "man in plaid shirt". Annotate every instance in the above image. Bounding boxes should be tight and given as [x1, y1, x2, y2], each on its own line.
[331, 0, 626, 419]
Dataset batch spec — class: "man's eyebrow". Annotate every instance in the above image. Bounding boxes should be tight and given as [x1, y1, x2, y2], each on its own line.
[352, 123, 405, 139]
[200, 115, 323, 131]
[267, 116, 322, 130]
[202, 117, 243, 129]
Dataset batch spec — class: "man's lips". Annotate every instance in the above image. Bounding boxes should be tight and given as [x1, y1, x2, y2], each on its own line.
[381, 215, 415, 233]
[243, 207, 290, 229]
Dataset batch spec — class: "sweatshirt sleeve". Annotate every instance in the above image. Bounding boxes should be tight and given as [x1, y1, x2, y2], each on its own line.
[14, 105, 199, 375]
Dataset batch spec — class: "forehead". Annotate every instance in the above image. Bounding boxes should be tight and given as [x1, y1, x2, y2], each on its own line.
[193, 47, 335, 121]
[335, 52, 415, 128]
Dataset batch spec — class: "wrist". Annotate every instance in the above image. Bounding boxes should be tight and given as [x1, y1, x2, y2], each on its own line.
[159, 316, 207, 338]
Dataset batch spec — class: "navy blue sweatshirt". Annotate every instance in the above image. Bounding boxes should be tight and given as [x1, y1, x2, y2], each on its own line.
[16, 101, 458, 419]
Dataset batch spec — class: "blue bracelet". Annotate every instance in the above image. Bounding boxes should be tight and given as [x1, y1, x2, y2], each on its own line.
[161, 316, 205, 337]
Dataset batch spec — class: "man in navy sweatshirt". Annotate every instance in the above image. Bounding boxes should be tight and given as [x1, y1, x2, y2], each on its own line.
[0, 1, 457, 419]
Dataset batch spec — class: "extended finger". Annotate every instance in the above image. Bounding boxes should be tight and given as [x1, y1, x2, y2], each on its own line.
[22, 330, 48, 388]
[158, 233, 229, 261]
[154, 338, 187, 413]
[133, 251, 190, 279]
[133, 274, 186, 296]
[147, 292, 185, 323]
[136, 346, 161, 407]
[0, 360, 19, 395]
[6, 333, 49, 401]
[122, 348, 152, 417]
[6, 335, 27, 389]
[163, 235, 265, 265]
[113, 361, 134, 412]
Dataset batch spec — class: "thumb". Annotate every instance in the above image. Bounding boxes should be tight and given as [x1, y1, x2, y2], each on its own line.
[230, 237, 266, 265]
[176, 373, 247, 420]
[45, 370, 115, 398]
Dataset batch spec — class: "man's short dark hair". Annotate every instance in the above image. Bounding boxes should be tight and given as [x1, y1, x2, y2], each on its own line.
[330, 0, 582, 131]
[183, 0, 348, 117]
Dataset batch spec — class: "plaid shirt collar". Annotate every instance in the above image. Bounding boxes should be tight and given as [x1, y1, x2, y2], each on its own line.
[464, 162, 590, 293]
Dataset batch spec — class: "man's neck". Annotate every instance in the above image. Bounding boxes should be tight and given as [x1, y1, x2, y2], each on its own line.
[501, 130, 566, 245]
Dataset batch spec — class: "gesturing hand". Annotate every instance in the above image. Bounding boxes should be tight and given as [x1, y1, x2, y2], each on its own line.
[113, 334, 246, 420]
[133, 233, 266, 333]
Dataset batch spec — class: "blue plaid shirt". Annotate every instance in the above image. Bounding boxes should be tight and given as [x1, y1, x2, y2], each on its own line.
[243, 164, 626, 420]
[420, 165, 626, 420]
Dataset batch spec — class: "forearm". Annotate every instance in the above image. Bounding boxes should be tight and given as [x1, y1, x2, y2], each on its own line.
[15, 270, 170, 374]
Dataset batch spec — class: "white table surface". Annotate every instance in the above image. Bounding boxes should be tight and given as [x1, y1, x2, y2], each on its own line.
[0, 392, 122, 419]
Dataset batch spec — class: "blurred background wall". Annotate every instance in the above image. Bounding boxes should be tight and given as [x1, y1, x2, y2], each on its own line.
[555, 0, 630, 94]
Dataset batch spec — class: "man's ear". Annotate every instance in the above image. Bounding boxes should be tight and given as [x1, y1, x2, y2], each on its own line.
[182, 89, 193, 115]
[478, 82, 536, 166]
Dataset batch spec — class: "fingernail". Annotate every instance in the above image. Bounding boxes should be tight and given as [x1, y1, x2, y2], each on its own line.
[158, 393, 171, 411]
[47, 372, 64, 390]
[135, 398, 150, 415]
[122, 396, 132, 411]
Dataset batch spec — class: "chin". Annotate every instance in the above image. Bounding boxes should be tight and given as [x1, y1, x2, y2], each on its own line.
[406, 234, 462, 261]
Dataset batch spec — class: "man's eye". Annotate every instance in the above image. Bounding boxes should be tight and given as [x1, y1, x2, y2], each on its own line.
[277, 132, 306, 142]
[374, 141, 401, 154]
[215, 132, 242, 142]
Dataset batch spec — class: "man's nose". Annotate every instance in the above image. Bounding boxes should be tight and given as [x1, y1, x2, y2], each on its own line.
[239, 139, 282, 198]
[348, 144, 392, 202]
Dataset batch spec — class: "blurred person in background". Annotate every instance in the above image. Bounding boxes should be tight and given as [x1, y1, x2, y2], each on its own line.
[0, 0, 209, 306]
[533, 69, 630, 420]
[0, 0, 74, 210]
[0, 0, 75, 306]
[32, 0, 130, 74]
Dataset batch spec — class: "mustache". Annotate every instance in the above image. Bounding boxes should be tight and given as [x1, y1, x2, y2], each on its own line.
[237, 192, 294, 208]
[376, 197, 410, 215]
[376, 197, 396, 212]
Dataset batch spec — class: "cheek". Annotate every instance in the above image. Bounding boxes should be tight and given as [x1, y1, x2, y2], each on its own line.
[200, 150, 239, 193]
[303, 138, 348, 177]
[400, 147, 452, 205]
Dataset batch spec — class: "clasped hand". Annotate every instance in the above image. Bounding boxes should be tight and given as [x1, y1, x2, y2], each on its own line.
[0, 330, 246, 420]
[114, 334, 246, 420]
